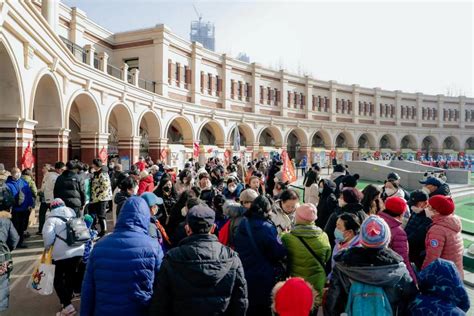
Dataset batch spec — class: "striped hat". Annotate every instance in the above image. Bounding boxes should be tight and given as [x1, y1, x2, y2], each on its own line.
[50, 198, 65, 209]
[360, 215, 391, 249]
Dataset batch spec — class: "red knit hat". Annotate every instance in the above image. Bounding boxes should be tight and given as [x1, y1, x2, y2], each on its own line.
[274, 277, 314, 316]
[429, 195, 455, 215]
[385, 196, 407, 215]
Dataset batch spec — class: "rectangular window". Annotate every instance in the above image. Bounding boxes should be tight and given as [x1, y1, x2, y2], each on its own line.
[124, 58, 139, 71]
[208, 74, 212, 92]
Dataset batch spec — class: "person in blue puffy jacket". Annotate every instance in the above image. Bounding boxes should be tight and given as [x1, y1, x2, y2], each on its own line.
[80, 197, 163, 316]
[408, 258, 470, 315]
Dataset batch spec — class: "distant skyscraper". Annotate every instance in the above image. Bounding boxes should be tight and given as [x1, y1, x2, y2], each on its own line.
[236, 52, 250, 63]
[190, 20, 215, 51]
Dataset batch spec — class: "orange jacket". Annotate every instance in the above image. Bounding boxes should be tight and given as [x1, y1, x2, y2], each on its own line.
[422, 214, 464, 278]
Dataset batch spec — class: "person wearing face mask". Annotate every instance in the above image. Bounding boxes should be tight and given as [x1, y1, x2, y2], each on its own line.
[330, 213, 361, 274]
[174, 169, 193, 196]
[419, 176, 451, 197]
[378, 196, 417, 283]
[324, 187, 367, 249]
[140, 192, 168, 254]
[114, 177, 137, 218]
[5, 168, 34, 248]
[361, 184, 384, 215]
[382, 179, 411, 226]
[223, 177, 243, 201]
[154, 177, 177, 228]
[422, 195, 464, 278]
[316, 179, 338, 230]
[404, 190, 431, 270]
[272, 181, 288, 201]
[270, 189, 300, 234]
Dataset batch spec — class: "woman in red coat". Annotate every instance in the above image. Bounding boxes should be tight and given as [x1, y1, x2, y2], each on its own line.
[423, 195, 464, 278]
[137, 170, 155, 195]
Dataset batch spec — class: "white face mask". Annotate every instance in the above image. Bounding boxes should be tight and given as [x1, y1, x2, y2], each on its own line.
[411, 206, 424, 214]
[12, 173, 20, 180]
[425, 208, 434, 219]
[133, 186, 138, 195]
[385, 188, 396, 196]
[181, 206, 188, 217]
[228, 185, 236, 193]
[318, 188, 324, 194]
[421, 187, 431, 195]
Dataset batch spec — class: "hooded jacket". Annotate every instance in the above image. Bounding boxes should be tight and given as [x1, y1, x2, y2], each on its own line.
[0, 211, 19, 312]
[149, 234, 248, 316]
[5, 176, 34, 212]
[324, 247, 417, 316]
[422, 214, 464, 278]
[41, 171, 59, 203]
[270, 201, 293, 234]
[90, 168, 112, 203]
[80, 197, 163, 316]
[42, 205, 85, 261]
[137, 175, 154, 195]
[281, 224, 331, 306]
[378, 211, 417, 283]
[408, 259, 470, 315]
[317, 179, 338, 229]
[429, 183, 451, 197]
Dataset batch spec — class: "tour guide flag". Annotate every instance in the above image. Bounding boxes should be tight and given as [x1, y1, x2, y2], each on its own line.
[22, 142, 34, 169]
[233, 125, 241, 152]
[281, 150, 297, 183]
[193, 142, 200, 158]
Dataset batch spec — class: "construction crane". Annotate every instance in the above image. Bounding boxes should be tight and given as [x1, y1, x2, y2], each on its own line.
[193, 4, 202, 22]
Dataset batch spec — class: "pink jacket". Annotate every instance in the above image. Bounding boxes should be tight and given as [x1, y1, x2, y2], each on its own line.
[379, 211, 417, 283]
[422, 214, 464, 278]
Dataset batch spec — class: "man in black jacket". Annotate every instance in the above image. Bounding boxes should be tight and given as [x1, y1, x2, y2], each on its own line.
[53, 160, 85, 215]
[149, 205, 248, 316]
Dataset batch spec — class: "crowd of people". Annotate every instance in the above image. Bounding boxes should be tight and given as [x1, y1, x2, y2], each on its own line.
[0, 154, 471, 315]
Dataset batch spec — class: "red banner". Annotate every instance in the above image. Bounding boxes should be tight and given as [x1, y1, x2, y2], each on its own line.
[224, 149, 232, 165]
[160, 148, 168, 161]
[281, 150, 297, 183]
[193, 142, 200, 158]
[330, 150, 336, 159]
[21, 142, 34, 169]
[99, 147, 107, 164]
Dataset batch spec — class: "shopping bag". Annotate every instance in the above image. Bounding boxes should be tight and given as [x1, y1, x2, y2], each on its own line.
[27, 247, 55, 295]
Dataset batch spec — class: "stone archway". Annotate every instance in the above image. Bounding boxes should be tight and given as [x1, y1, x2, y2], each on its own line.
[334, 131, 355, 149]
[286, 128, 308, 160]
[311, 130, 331, 149]
[258, 126, 283, 147]
[228, 123, 255, 149]
[198, 120, 226, 147]
[357, 133, 376, 149]
[138, 111, 161, 160]
[466, 137, 474, 150]
[0, 42, 28, 169]
[107, 103, 136, 162]
[379, 134, 397, 150]
[400, 135, 418, 151]
[165, 116, 195, 167]
[442, 136, 460, 151]
[67, 92, 102, 163]
[421, 135, 439, 157]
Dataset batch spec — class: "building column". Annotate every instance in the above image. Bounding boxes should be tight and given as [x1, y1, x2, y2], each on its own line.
[84, 44, 95, 67]
[41, 0, 59, 33]
[98, 51, 109, 73]
[251, 142, 260, 160]
[374, 87, 381, 125]
[329, 81, 337, 122]
[34, 128, 69, 176]
[79, 132, 108, 164]
[70, 7, 86, 46]
[148, 137, 161, 162]
[154, 25, 171, 96]
[251, 63, 262, 114]
[222, 55, 232, 110]
[0, 119, 36, 170]
[191, 42, 203, 105]
[305, 76, 312, 119]
[436, 94, 444, 128]
[416, 92, 423, 128]
[395, 90, 402, 126]
[459, 96, 466, 128]
[352, 84, 360, 124]
[280, 70, 289, 116]
[118, 136, 141, 164]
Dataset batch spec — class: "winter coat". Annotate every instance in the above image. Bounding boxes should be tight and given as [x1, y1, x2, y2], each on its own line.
[199, 186, 217, 208]
[408, 259, 470, 315]
[41, 171, 59, 203]
[80, 197, 163, 316]
[138, 175, 154, 195]
[304, 183, 319, 206]
[317, 179, 338, 230]
[324, 247, 418, 316]
[378, 211, 417, 282]
[325, 202, 367, 249]
[90, 169, 112, 203]
[222, 183, 244, 201]
[114, 190, 133, 217]
[21, 175, 37, 205]
[430, 183, 451, 197]
[269, 201, 293, 234]
[0, 171, 9, 184]
[5, 177, 34, 212]
[0, 211, 19, 312]
[281, 224, 331, 306]
[234, 214, 287, 315]
[42, 206, 85, 261]
[219, 204, 247, 248]
[149, 234, 248, 316]
[405, 210, 432, 270]
[53, 170, 85, 210]
[422, 214, 464, 278]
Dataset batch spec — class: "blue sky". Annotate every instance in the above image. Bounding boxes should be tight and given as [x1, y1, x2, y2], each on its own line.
[62, 0, 473, 97]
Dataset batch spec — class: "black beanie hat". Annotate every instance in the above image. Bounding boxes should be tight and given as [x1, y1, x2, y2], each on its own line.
[334, 164, 346, 173]
[342, 173, 360, 188]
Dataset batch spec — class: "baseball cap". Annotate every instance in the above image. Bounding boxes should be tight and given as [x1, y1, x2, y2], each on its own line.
[186, 204, 215, 232]
[140, 192, 164, 207]
[419, 177, 442, 187]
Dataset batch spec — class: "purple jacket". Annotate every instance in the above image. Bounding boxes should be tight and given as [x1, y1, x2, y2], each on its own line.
[379, 211, 417, 283]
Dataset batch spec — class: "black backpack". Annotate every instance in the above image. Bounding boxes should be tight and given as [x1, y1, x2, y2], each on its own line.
[53, 216, 91, 246]
[0, 180, 14, 211]
[0, 240, 13, 276]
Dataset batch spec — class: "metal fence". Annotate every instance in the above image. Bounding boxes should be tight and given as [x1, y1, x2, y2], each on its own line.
[60, 36, 86, 63]
[139, 78, 156, 93]
[107, 64, 122, 80]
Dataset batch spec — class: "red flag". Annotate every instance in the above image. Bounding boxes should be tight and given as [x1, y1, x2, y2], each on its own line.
[99, 147, 107, 164]
[21, 142, 34, 169]
[281, 150, 297, 183]
[193, 142, 200, 158]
